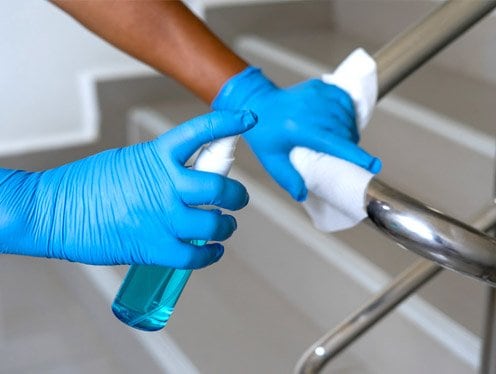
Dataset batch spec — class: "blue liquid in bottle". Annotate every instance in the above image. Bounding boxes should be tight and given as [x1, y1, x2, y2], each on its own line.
[112, 134, 240, 331]
[112, 240, 205, 331]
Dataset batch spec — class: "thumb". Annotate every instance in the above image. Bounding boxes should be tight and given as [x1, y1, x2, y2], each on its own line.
[155, 110, 257, 164]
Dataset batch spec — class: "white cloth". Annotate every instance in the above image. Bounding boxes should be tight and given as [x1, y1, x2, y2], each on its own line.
[194, 136, 238, 176]
[290, 48, 378, 232]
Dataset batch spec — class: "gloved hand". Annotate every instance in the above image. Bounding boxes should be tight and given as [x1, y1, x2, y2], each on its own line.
[212, 67, 381, 202]
[0, 110, 256, 268]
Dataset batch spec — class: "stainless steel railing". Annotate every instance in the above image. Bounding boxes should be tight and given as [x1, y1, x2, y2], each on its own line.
[367, 180, 496, 284]
[375, 0, 496, 97]
[372, 0, 496, 282]
[295, 0, 496, 372]
[295, 203, 496, 373]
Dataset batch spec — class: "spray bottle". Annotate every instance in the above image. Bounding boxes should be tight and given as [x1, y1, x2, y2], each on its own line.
[112, 136, 239, 331]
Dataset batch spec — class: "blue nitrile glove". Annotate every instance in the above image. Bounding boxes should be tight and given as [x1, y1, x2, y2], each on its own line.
[0, 110, 256, 268]
[212, 67, 381, 202]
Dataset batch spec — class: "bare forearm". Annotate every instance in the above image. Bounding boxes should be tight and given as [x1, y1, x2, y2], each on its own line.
[52, 0, 247, 103]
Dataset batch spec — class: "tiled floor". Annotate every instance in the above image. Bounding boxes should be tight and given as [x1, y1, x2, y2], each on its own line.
[0, 256, 127, 374]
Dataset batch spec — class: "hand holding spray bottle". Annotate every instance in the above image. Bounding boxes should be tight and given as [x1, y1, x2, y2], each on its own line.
[112, 132, 243, 331]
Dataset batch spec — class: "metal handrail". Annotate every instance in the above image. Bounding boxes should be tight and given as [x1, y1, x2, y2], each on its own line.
[296, 0, 496, 372]
[373, 0, 496, 282]
[295, 203, 496, 374]
[370, 0, 496, 282]
[374, 0, 496, 285]
[375, 0, 496, 98]
[366, 180, 496, 284]
[371, 0, 496, 284]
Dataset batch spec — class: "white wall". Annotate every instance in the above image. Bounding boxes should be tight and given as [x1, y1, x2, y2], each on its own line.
[0, 0, 145, 156]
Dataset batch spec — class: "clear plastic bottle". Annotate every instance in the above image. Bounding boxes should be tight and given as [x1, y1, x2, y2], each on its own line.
[112, 239, 205, 331]
[112, 137, 238, 331]
[112, 265, 192, 331]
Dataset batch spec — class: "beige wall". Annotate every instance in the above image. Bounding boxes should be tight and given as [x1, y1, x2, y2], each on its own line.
[330, 0, 496, 86]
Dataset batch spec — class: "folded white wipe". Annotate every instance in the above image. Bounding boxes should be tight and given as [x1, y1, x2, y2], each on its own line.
[290, 48, 378, 232]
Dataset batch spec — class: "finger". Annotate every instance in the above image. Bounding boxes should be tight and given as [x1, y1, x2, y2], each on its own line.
[159, 241, 224, 270]
[298, 129, 382, 173]
[305, 80, 358, 139]
[307, 79, 356, 123]
[324, 114, 359, 143]
[155, 110, 257, 164]
[305, 98, 356, 137]
[261, 154, 307, 201]
[177, 170, 249, 210]
[318, 81, 356, 123]
[174, 208, 238, 242]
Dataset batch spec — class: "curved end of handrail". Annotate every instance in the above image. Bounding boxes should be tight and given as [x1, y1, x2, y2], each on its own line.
[294, 345, 327, 374]
[366, 178, 496, 285]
